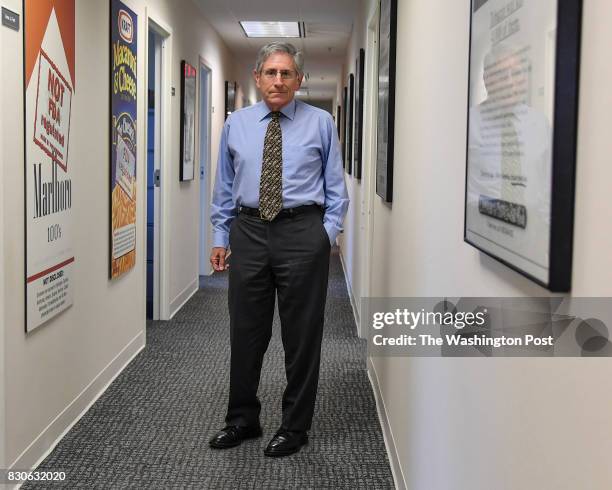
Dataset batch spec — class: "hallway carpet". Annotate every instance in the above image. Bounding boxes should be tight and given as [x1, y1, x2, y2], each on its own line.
[24, 248, 395, 489]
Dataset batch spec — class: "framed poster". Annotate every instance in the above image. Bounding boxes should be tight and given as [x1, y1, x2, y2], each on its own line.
[342, 86, 347, 168]
[354, 48, 365, 180]
[180, 60, 196, 181]
[24, 0, 75, 331]
[464, 0, 581, 292]
[376, 0, 397, 201]
[336, 104, 341, 138]
[110, 0, 138, 279]
[346, 73, 354, 175]
[224, 81, 236, 120]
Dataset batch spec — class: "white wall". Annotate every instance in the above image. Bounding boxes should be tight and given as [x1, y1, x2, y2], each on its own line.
[340, 0, 612, 488]
[2, 0, 236, 470]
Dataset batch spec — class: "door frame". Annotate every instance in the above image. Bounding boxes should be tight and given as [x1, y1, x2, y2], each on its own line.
[360, 2, 380, 337]
[145, 11, 172, 320]
[198, 57, 213, 277]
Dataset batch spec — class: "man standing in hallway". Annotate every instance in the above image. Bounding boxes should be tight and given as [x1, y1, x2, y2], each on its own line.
[208, 42, 349, 457]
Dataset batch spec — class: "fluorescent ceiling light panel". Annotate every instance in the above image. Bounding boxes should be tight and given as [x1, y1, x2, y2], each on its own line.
[240, 21, 301, 38]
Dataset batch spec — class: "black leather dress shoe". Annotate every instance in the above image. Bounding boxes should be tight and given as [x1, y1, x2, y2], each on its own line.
[263, 430, 308, 457]
[209, 425, 263, 449]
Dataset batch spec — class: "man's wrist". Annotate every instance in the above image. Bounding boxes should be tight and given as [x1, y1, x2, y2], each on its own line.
[324, 223, 339, 246]
[212, 231, 229, 249]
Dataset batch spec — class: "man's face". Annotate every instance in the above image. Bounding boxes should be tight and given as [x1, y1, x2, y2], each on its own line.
[254, 52, 303, 111]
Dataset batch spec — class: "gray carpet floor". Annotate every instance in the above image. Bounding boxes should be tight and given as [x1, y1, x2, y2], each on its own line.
[24, 248, 395, 489]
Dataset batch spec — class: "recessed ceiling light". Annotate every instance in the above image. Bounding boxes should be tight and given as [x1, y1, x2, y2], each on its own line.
[240, 21, 302, 38]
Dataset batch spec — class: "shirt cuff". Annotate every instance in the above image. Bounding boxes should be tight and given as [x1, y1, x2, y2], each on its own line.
[212, 231, 229, 249]
[324, 222, 340, 246]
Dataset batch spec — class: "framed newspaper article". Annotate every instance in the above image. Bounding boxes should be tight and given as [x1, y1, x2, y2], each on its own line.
[464, 0, 582, 291]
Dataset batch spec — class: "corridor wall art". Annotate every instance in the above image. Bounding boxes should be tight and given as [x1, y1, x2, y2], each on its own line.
[110, 0, 138, 279]
[24, 0, 76, 332]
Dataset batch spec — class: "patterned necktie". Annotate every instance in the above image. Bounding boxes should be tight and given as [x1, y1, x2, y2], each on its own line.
[259, 111, 283, 221]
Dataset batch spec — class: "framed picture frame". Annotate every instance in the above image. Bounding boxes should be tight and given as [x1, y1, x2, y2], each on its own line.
[224, 81, 236, 120]
[376, 0, 397, 201]
[354, 48, 365, 180]
[346, 73, 354, 174]
[464, 0, 582, 292]
[342, 86, 348, 168]
[180, 60, 196, 181]
[336, 104, 341, 139]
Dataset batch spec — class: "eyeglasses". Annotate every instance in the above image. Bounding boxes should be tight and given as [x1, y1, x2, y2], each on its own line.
[261, 69, 298, 80]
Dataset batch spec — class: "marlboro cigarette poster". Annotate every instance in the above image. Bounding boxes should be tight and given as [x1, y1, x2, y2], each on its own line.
[110, 0, 137, 278]
[24, 0, 75, 331]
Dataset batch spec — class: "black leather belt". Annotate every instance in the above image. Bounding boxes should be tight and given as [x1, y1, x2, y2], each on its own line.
[238, 204, 322, 219]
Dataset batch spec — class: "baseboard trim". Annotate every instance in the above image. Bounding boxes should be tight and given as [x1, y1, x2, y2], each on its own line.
[367, 356, 407, 490]
[169, 277, 198, 319]
[10, 330, 146, 475]
[338, 248, 361, 337]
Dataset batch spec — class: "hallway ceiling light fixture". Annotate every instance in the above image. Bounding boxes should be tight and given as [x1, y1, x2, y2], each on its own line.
[239, 21, 304, 38]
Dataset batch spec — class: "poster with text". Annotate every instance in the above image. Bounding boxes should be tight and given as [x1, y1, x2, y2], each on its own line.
[110, 0, 137, 278]
[24, 0, 75, 332]
[465, 0, 557, 285]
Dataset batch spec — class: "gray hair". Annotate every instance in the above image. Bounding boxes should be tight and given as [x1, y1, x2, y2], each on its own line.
[254, 42, 304, 77]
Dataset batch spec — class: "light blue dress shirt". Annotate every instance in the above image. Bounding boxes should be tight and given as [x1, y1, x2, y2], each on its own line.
[211, 99, 349, 248]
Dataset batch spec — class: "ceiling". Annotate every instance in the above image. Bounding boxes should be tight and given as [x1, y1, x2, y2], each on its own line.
[192, 0, 357, 101]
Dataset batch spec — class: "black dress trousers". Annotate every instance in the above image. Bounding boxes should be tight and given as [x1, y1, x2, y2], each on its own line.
[225, 206, 331, 431]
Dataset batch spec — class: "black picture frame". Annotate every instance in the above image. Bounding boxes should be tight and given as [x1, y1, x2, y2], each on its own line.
[463, 0, 582, 292]
[342, 86, 347, 168]
[336, 104, 341, 138]
[180, 60, 196, 181]
[376, 0, 397, 202]
[346, 73, 354, 174]
[224, 81, 236, 120]
[354, 48, 365, 180]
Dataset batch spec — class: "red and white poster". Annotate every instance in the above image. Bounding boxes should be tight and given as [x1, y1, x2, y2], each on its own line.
[24, 0, 75, 331]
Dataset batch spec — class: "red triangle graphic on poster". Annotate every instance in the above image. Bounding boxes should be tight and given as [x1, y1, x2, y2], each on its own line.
[25, 0, 75, 90]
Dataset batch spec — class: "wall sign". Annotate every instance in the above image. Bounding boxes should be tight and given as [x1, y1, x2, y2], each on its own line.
[2, 7, 19, 30]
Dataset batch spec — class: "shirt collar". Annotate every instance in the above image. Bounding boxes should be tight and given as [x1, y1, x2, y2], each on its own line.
[257, 99, 297, 122]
